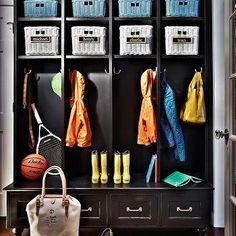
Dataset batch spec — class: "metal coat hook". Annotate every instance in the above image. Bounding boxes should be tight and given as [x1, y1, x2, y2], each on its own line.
[104, 68, 109, 74]
[24, 68, 32, 74]
[195, 67, 203, 73]
[163, 68, 167, 72]
[113, 67, 122, 75]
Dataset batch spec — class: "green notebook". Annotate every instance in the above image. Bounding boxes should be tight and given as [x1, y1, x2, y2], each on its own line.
[163, 171, 203, 187]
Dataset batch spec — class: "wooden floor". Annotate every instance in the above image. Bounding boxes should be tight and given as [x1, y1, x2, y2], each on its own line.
[0, 218, 224, 236]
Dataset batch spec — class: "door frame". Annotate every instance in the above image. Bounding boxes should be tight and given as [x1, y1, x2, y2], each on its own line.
[225, 0, 236, 235]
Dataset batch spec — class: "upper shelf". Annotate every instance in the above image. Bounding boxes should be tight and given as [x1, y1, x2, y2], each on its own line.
[66, 55, 109, 59]
[161, 55, 204, 59]
[18, 55, 61, 59]
[114, 17, 156, 21]
[18, 17, 62, 22]
[114, 54, 157, 59]
[66, 17, 109, 21]
[161, 16, 205, 21]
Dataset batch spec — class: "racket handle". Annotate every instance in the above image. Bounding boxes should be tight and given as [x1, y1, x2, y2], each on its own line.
[31, 103, 42, 124]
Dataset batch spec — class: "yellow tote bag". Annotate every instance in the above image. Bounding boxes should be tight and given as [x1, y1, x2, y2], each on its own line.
[180, 71, 206, 124]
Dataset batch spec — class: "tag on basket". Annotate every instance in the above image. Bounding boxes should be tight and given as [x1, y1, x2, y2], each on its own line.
[172, 37, 193, 44]
[163, 171, 202, 187]
[127, 37, 147, 44]
[79, 37, 100, 43]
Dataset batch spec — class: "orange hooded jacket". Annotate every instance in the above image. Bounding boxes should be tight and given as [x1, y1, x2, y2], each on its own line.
[66, 70, 92, 148]
[137, 69, 157, 146]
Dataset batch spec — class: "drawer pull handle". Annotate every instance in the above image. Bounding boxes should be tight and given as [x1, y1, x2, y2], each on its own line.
[81, 207, 92, 212]
[176, 207, 193, 212]
[126, 207, 143, 212]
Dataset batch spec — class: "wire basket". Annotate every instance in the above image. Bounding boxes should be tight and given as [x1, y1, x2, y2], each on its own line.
[165, 0, 200, 17]
[165, 26, 199, 55]
[119, 25, 153, 55]
[118, 0, 152, 17]
[24, 26, 60, 55]
[71, 26, 106, 55]
[72, 0, 106, 17]
[24, 0, 58, 17]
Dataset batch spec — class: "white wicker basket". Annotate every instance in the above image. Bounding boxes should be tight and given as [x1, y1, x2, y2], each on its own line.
[119, 25, 153, 55]
[165, 26, 199, 55]
[71, 26, 106, 55]
[24, 26, 59, 55]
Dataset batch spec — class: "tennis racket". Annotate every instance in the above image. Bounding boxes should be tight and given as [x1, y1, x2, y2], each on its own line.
[31, 103, 63, 169]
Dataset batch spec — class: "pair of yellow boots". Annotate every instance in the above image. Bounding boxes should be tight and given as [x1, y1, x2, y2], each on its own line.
[91, 150, 130, 184]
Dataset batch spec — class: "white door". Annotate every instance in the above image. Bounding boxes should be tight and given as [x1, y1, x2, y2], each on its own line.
[0, 5, 14, 216]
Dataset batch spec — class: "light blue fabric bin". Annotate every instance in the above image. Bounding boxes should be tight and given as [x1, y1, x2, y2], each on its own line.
[165, 0, 200, 17]
[72, 0, 106, 17]
[118, 0, 152, 17]
[24, 0, 58, 17]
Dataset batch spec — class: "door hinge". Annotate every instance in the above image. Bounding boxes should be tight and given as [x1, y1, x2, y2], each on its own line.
[215, 129, 229, 143]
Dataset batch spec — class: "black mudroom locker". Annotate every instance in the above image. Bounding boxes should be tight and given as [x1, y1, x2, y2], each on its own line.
[5, 0, 213, 235]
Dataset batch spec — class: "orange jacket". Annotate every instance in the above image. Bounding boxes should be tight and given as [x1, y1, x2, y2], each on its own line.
[137, 69, 157, 146]
[66, 70, 92, 148]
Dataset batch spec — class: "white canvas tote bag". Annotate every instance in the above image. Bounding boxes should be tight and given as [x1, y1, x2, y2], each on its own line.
[26, 166, 81, 236]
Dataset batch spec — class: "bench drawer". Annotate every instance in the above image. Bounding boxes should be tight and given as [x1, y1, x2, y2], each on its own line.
[110, 193, 157, 227]
[161, 191, 209, 228]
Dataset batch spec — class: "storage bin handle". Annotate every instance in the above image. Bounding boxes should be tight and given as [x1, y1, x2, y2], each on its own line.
[84, 1, 93, 6]
[84, 30, 93, 35]
[131, 2, 140, 7]
[179, 1, 189, 6]
[177, 31, 187, 35]
[35, 3, 45, 7]
[131, 31, 140, 36]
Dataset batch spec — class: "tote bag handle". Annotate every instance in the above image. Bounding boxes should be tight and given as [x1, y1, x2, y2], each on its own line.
[41, 166, 67, 201]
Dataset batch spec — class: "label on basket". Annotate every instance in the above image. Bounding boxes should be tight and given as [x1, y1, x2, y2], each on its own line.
[173, 37, 193, 44]
[79, 37, 100, 43]
[127, 37, 146, 44]
[30, 36, 51, 43]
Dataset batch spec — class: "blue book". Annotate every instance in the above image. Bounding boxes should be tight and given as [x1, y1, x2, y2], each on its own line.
[146, 155, 156, 183]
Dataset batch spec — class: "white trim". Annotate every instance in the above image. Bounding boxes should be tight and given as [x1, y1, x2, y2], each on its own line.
[212, 0, 225, 228]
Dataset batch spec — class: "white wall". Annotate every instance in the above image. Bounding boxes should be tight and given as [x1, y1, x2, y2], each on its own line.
[0, 2, 14, 216]
[212, 0, 225, 228]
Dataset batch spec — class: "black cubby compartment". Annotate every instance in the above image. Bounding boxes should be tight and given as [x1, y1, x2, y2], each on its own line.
[159, 60, 207, 180]
[17, 21, 62, 56]
[160, 21, 205, 56]
[65, 21, 109, 56]
[64, 59, 111, 178]
[17, 0, 62, 18]
[15, 60, 63, 181]
[112, 0, 157, 17]
[160, 0, 205, 18]
[113, 58, 157, 175]
[65, 0, 109, 18]
[113, 21, 157, 56]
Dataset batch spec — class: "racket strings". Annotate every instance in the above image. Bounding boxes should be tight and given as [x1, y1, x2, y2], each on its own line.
[38, 136, 63, 167]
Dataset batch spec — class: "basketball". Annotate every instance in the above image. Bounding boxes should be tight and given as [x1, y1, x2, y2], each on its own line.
[21, 154, 48, 180]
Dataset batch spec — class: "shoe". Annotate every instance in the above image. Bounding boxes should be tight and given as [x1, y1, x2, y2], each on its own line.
[122, 150, 130, 184]
[113, 151, 121, 184]
[91, 150, 99, 184]
[100, 151, 108, 184]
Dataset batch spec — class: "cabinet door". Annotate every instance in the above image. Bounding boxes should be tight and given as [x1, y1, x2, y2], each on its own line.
[0, 5, 13, 216]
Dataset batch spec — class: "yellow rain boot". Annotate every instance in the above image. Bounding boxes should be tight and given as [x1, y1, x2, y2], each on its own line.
[91, 150, 99, 184]
[122, 150, 130, 184]
[113, 151, 121, 184]
[100, 151, 108, 184]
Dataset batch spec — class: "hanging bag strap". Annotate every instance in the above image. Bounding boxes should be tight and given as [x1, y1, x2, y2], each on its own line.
[22, 71, 35, 149]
